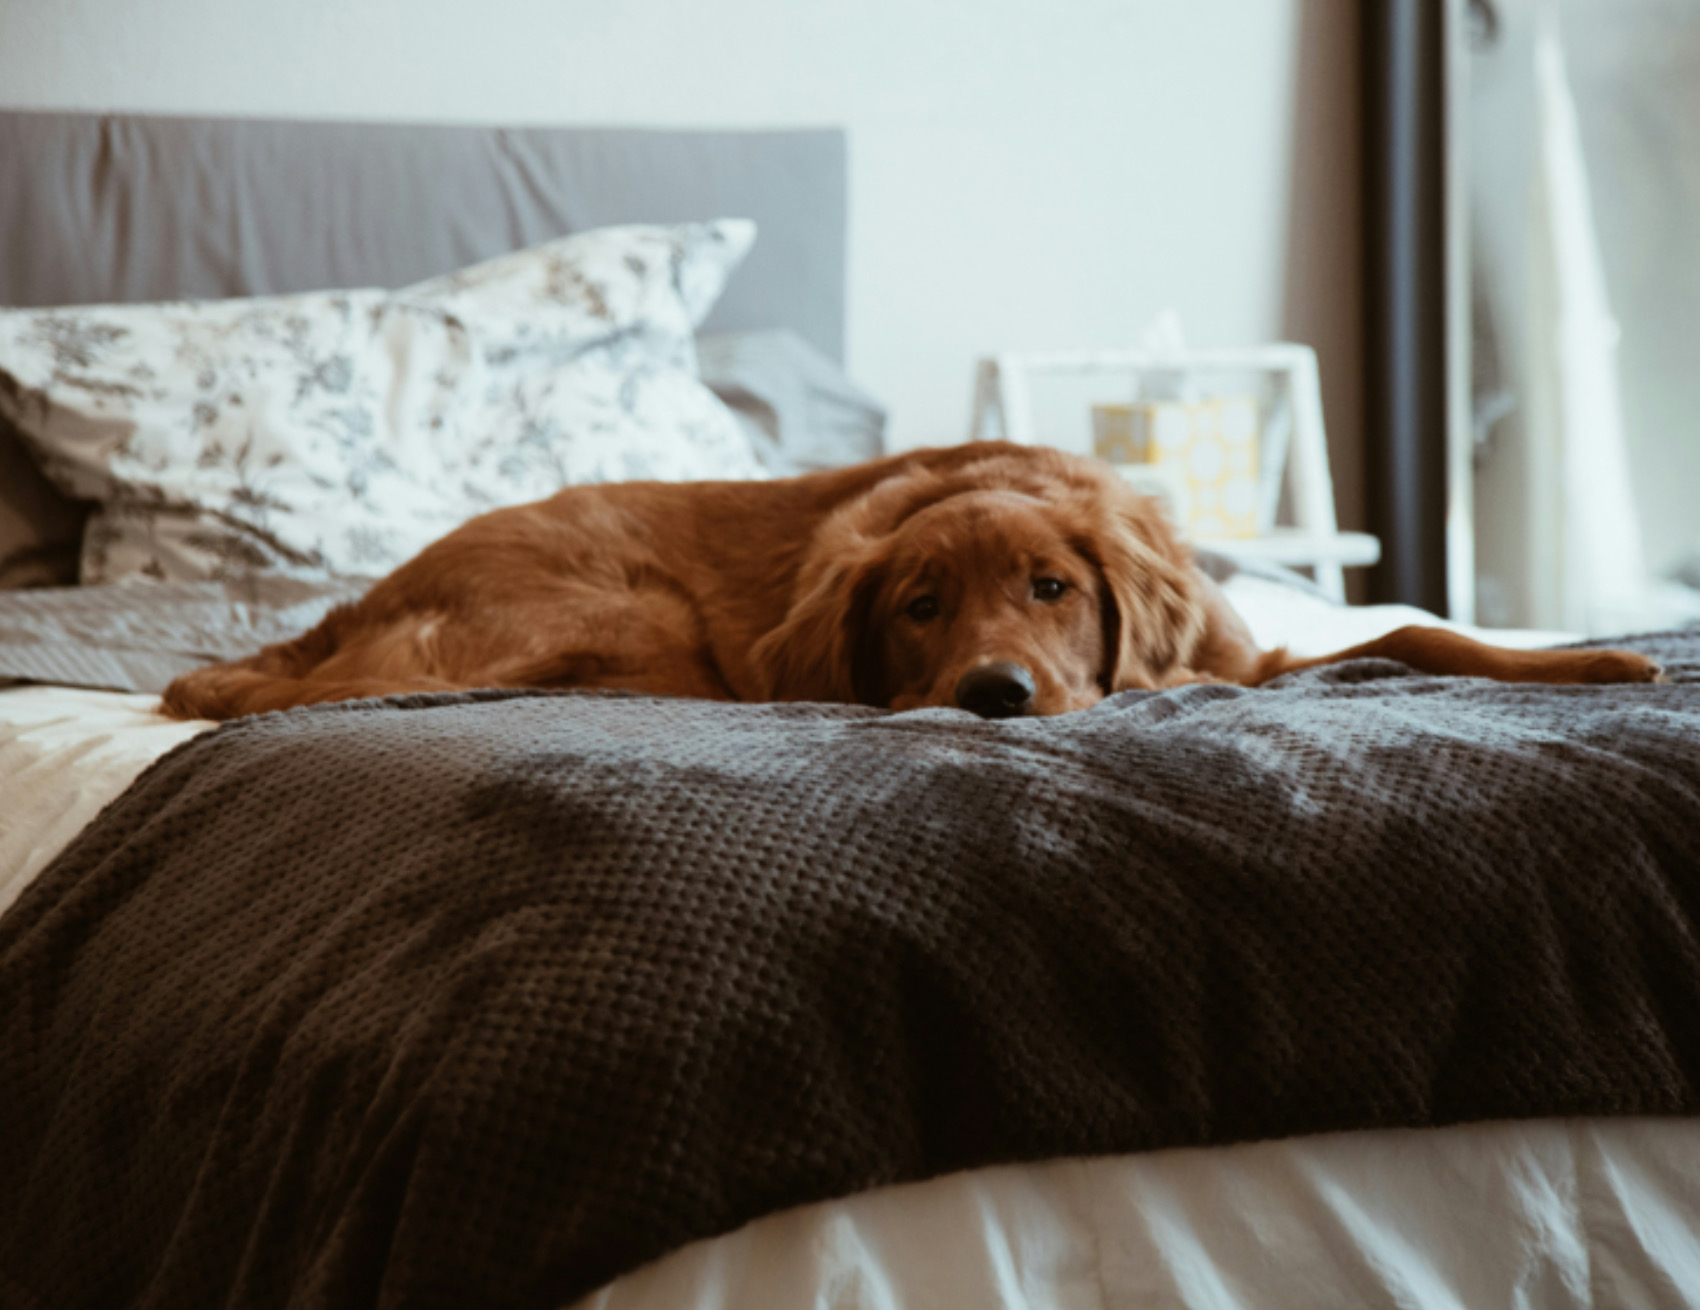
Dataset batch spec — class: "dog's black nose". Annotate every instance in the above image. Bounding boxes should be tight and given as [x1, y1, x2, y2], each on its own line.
[955, 662, 1036, 719]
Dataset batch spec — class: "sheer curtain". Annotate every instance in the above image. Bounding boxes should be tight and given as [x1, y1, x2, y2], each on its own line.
[1471, 0, 1700, 635]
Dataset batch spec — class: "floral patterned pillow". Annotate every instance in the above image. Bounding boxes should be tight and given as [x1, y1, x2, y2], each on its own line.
[0, 220, 766, 584]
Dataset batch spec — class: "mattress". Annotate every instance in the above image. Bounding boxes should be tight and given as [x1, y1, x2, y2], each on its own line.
[4, 580, 1696, 1309]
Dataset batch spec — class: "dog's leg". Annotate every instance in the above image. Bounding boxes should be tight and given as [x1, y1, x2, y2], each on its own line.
[160, 599, 462, 721]
[1244, 625, 1664, 687]
[160, 663, 462, 721]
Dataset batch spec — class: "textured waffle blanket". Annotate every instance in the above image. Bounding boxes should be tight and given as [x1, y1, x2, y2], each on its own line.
[4, 635, 1700, 1309]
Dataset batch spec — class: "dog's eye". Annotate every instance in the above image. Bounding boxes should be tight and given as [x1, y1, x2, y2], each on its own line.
[1032, 577, 1069, 602]
[905, 595, 940, 623]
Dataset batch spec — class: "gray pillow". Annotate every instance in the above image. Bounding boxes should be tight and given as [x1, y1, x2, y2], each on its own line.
[1192, 546, 1339, 603]
[697, 330, 886, 474]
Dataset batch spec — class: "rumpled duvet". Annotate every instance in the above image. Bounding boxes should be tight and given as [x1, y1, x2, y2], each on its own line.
[2, 634, 1698, 1309]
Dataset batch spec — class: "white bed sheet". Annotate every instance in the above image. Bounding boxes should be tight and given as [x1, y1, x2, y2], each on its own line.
[0, 685, 211, 921]
[2, 589, 1695, 1310]
[581, 1118, 1700, 1310]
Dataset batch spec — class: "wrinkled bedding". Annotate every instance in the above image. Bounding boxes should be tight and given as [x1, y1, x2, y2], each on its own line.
[0, 687, 209, 919]
[0, 576, 367, 693]
[3, 686, 1699, 1310]
[2, 632, 1698, 1309]
[583, 1118, 1700, 1310]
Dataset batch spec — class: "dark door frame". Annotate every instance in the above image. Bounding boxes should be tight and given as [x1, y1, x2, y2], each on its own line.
[1362, 0, 1457, 613]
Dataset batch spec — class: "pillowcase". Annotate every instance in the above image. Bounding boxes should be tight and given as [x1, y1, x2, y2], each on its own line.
[695, 329, 887, 475]
[0, 220, 764, 585]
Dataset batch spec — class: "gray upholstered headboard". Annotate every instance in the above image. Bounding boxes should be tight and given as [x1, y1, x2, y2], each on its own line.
[0, 109, 848, 584]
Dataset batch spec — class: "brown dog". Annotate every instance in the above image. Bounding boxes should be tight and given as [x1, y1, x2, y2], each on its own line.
[160, 441, 1662, 722]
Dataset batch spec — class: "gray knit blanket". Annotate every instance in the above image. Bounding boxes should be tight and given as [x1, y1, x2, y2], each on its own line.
[3, 633, 1699, 1309]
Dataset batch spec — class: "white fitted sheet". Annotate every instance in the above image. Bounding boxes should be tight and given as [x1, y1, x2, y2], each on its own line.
[0, 685, 211, 920]
[3, 589, 1694, 1310]
[578, 1118, 1700, 1310]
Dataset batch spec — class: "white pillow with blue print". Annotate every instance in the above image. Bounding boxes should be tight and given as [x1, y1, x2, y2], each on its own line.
[0, 219, 764, 585]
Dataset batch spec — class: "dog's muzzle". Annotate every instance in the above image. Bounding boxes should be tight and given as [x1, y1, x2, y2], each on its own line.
[955, 662, 1036, 719]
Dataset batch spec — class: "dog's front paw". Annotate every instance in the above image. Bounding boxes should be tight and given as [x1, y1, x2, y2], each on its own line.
[1578, 649, 1665, 684]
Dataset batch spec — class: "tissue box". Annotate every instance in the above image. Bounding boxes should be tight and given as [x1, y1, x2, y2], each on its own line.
[1091, 397, 1260, 539]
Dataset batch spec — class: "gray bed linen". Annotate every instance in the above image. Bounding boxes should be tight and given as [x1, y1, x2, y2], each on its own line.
[2, 636, 1697, 1308]
[697, 330, 887, 473]
[0, 578, 368, 694]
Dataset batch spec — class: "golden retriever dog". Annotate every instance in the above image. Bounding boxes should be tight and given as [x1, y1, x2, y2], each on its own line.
[161, 441, 1663, 722]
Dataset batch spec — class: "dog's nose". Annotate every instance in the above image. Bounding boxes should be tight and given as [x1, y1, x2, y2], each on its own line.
[954, 662, 1036, 719]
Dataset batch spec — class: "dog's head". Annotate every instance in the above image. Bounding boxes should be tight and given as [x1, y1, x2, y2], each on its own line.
[752, 448, 1204, 717]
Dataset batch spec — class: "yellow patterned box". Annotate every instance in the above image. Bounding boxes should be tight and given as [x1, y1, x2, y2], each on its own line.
[1091, 397, 1260, 538]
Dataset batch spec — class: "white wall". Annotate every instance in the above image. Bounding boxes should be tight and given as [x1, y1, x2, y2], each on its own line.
[0, 0, 1362, 529]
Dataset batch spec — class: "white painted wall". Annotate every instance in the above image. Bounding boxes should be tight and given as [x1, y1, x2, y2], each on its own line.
[0, 0, 1363, 529]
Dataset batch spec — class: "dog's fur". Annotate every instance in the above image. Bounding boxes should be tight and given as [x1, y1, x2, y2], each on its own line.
[160, 442, 1662, 722]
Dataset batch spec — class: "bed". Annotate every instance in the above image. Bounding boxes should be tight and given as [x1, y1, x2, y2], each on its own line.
[2, 110, 1699, 1310]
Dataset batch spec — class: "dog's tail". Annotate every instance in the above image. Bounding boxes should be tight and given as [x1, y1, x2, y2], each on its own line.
[1241, 625, 1664, 687]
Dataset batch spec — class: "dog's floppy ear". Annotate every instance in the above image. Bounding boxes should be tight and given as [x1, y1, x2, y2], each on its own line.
[754, 462, 954, 706]
[1075, 500, 1204, 692]
[752, 552, 885, 705]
